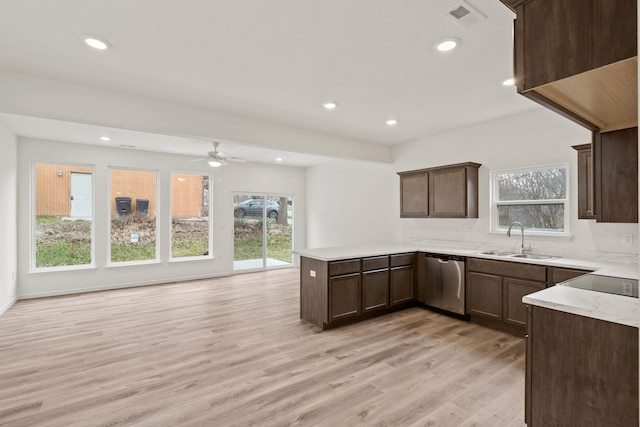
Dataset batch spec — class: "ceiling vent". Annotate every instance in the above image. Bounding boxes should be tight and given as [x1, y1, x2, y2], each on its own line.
[447, 1, 486, 28]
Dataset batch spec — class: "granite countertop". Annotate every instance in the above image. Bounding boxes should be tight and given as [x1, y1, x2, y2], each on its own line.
[295, 242, 639, 328]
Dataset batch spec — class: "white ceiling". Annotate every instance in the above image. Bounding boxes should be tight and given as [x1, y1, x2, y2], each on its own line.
[0, 0, 537, 165]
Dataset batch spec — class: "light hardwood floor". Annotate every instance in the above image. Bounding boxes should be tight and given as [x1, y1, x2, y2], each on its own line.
[0, 269, 526, 426]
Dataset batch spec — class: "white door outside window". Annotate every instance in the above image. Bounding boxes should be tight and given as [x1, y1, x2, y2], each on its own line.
[70, 172, 92, 218]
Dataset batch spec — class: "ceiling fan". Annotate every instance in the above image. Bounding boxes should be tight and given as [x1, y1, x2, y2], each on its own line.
[194, 141, 247, 167]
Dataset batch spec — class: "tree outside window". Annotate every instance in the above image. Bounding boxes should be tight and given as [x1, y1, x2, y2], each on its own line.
[492, 165, 568, 234]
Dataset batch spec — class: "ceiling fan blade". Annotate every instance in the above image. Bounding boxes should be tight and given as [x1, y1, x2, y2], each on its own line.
[190, 158, 208, 162]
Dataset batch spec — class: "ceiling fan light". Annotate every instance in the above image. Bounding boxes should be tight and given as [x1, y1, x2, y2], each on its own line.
[208, 159, 223, 167]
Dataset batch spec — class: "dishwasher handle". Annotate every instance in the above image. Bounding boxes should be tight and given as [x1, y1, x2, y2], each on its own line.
[425, 253, 466, 263]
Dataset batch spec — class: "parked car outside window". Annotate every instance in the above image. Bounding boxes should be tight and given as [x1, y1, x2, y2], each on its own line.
[234, 199, 279, 220]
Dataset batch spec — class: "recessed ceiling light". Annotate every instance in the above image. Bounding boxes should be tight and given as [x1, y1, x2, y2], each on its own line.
[436, 38, 460, 52]
[83, 35, 110, 50]
[322, 102, 337, 110]
[276, 157, 283, 162]
[100, 136, 111, 141]
[386, 119, 398, 126]
[502, 78, 515, 86]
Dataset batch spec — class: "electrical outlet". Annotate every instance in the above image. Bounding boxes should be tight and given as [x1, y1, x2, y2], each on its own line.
[622, 233, 633, 245]
[310, 270, 316, 278]
[623, 282, 633, 296]
[464, 228, 471, 236]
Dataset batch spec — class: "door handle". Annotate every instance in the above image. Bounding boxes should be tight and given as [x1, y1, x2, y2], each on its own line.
[70, 196, 74, 200]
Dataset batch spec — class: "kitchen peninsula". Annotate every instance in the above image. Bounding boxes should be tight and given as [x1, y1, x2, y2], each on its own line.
[297, 243, 639, 425]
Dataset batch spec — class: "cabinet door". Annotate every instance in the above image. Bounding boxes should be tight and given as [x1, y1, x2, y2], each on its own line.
[529, 306, 639, 426]
[390, 266, 414, 305]
[512, 0, 637, 91]
[573, 143, 596, 219]
[362, 269, 389, 312]
[399, 172, 428, 217]
[328, 273, 361, 321]
[503, 278, 544, 327]
[428, 167, 467, 218]
[466, 272, 502, 321]
[594, 127, 638, 223]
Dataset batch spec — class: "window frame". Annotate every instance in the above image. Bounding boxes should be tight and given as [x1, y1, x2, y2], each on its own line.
[169, 171, 213, 261]
[31, 161, 96, 273]
[490, 163, 570, 237]
[106, 165, 161, 267]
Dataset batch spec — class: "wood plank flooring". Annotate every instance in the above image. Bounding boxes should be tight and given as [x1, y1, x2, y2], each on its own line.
[0, 269, 526, 426]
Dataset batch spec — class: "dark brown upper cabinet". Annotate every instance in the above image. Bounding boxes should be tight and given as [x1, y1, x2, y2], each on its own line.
[572, 143, 596, 220]
[593, 127, 638, 223]
[398, 162, 480, 219]
[399, 170, 428, 217]
[572, 128, 638, 223]
[499, 0, 638, 132]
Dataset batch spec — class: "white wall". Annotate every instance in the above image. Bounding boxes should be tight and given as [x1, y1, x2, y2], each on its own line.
[0, 124, 17, 313]
[393, 108, 638, 257]
[17, 138, 306, 298]
[305, 107, 638, 258]
[306, 160, 399, 248]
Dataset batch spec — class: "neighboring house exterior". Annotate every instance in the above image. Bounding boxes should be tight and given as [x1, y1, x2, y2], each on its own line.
[35, 164, 206, 218]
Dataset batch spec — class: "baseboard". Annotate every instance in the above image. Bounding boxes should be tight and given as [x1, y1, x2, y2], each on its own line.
[17, 271, 233, 300]
[0, 296, 17, 315]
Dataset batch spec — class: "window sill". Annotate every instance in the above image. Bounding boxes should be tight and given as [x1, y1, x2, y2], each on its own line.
[29, 264, 98, 274]
[106, 259, 161, 268]
[169, 255, 215, 263]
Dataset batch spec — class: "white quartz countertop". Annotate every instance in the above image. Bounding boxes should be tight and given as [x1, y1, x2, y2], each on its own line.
[523, 285, 638, 328]
[295, 244, 638, 279]
[295, 242, 639, 327]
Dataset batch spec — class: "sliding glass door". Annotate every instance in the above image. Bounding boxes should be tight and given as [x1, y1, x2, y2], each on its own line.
[233, 194, 293, 271]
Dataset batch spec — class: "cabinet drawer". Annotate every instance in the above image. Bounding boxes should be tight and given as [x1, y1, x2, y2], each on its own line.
[548, 267, 592, 285]
[329, 259, 361, 276]
[362, 256, 389, 271]
[468, 258, 546, 282]
[390, 253, 415, 267]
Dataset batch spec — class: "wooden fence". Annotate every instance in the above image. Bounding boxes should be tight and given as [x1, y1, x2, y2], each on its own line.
[36, 164, 206, 217]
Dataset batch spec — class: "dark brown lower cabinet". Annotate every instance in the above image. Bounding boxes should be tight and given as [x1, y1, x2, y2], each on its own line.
[390, 265, 414, 305]
[362, 269, 389, 312]
[503, 278, 544, 327]
[466, 258, 546, 334]
[526, 305, 639, 426]
[300, 253, 415, 330]
[467, 272, 503, 320]
[328, 273, 361, 321]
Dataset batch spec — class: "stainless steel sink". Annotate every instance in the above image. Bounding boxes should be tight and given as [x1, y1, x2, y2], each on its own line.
[478, 251, 558, 260]
[511, 253, 558, 260]
[480, 250, 516, 256]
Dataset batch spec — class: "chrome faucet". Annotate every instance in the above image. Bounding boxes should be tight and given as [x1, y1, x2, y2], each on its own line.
[507, 221, 528, 254]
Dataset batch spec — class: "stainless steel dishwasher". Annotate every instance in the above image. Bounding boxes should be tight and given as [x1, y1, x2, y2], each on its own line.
[424, 253, 466, 316]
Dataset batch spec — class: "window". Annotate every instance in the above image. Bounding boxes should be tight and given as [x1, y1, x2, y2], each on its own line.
[233, 194, 293, 271]
[110, 168, 158, 263]
[171, 173, 210, 258]
[33, 163, 93, 269]
[491, 165, 569, 235]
